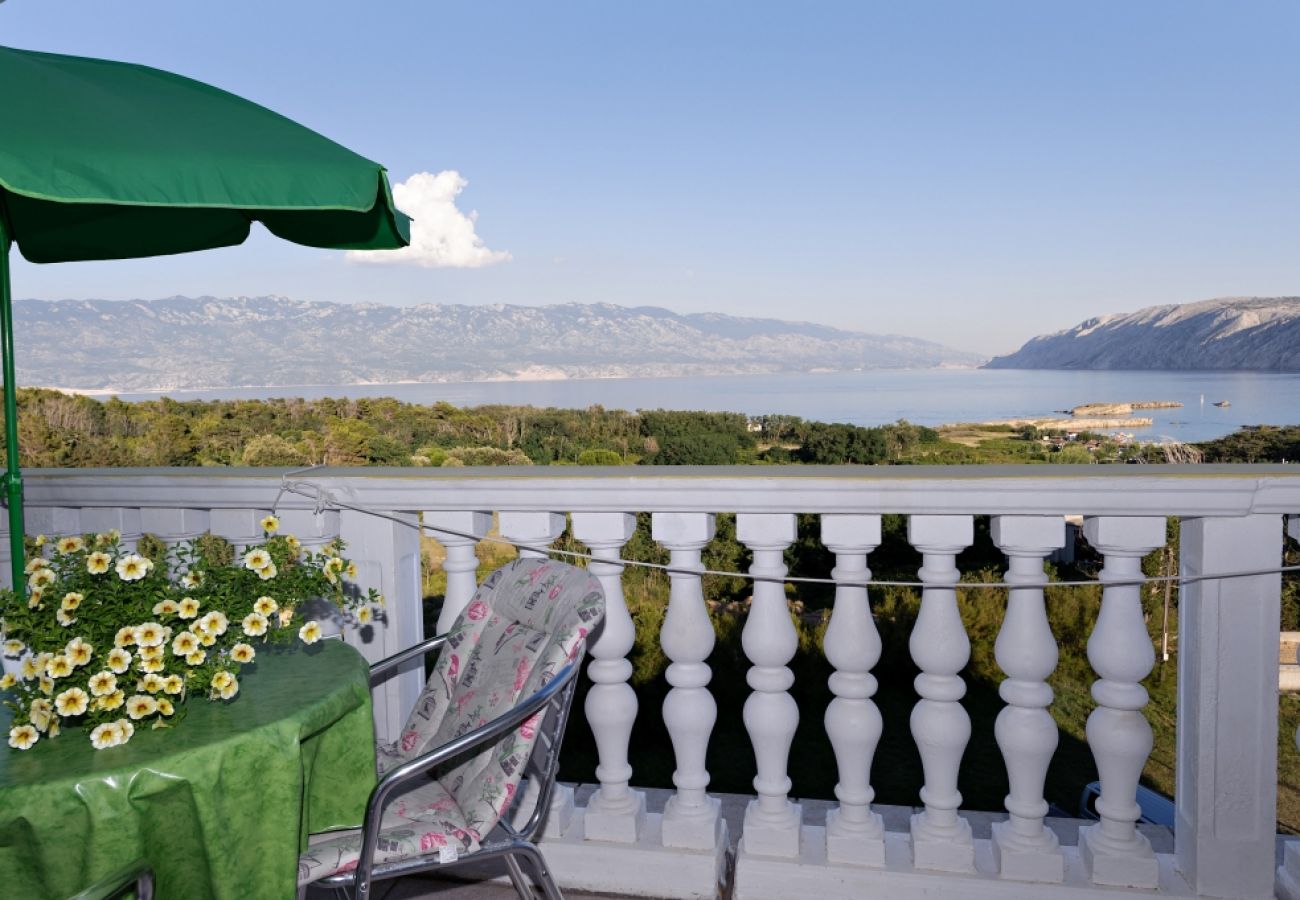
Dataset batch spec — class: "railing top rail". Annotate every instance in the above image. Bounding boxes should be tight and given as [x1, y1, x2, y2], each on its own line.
[15, 465, 1300, 518]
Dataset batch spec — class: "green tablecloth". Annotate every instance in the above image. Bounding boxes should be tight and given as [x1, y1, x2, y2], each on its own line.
[0, 640, 376, 900]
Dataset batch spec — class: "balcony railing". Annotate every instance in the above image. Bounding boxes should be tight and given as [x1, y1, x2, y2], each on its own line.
[8, 464, 1300, 900]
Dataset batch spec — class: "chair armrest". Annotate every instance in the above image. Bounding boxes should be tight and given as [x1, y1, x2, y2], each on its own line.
[69, 859, 154, 900]
[369, 633, 448, 680]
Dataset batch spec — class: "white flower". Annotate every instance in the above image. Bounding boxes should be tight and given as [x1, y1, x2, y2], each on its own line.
[254, 596, 278, 615]
[56, 610, 77, 627]
[61, 592, 84, 612]
[243, 549, 271, 571]
[45, 656, 72, 679]
[3, 639, 24, 658]
[172, 632, 200, 656]
[90, 721, 118, 749]
[96, 690, 125, 712]
[178, 597, 200, 619]
[23, 557, 49, 575]
[65, 638, 93, 667]
[137, 644, 164, 662]
[212, 670, 239, 700]
[8, 724, 39, 750]
[88, 671, 118, 697]
[115, 554, 152, 582]
[260, 515, 280, 534]
[141, 673, 165, 693]
[32, 534, 47, 548]
[185, 649, 207, 666]
[114, 626, 138, 648]
[29, 699, 52, 731]
[0, 673, 14, 689]
[54, 687, 89, 717]
[199, 611, 229, 636]
[28, 569, 55, 589]
[298, 621, 323, 645]
[106, 648, 133, 674]
[163, 675, 184, 695]
[157, 697, 175, 716]
[126, 694, 157, 720]
[241, 613, 268, 637]
[256, 563, 278, 581]
[356, 605, 374, 625]
[20, 657, 41, 680]
[118, 718, 135, 741]
[180, 570, 202, 589]
[56, 535, 85, 555]
[134, 622, 165, 648]
[86, 552, 112, 574]
[153, 598, 180, 616]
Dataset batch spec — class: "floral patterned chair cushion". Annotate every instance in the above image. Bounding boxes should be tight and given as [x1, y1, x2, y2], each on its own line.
[299, 558, 604, 887]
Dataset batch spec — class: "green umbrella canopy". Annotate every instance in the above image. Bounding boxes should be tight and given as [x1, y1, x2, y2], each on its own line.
[0, 44, 411, 261]
[0, 44, 411, 589]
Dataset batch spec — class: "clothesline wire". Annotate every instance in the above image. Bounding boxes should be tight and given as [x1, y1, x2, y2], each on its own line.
[273, 475, 1300, 593]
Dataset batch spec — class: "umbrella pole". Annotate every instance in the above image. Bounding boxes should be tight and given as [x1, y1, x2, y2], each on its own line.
[0, 220, 24, 591]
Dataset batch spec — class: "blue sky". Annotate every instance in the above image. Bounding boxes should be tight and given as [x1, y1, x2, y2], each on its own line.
[3, 1, 1298, 355]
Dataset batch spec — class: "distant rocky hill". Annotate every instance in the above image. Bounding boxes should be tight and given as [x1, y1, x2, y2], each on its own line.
[986, 297, 1300, 371]
[14, 296, 985, 391]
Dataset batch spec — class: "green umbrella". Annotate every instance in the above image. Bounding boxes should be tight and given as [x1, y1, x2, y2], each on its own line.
[0, 45, 411, 588]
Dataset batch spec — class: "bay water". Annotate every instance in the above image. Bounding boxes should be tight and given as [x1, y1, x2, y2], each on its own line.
[109, 369, 1300, 444]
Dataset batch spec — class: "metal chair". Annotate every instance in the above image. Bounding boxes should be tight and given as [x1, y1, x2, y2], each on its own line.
[298, 558, 604, 900]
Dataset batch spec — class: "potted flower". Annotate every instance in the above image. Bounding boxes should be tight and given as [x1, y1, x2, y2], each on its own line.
[1, 516, 378, 750]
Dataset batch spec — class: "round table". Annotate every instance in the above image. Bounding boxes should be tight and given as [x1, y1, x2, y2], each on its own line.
[0, 640, 376, 900]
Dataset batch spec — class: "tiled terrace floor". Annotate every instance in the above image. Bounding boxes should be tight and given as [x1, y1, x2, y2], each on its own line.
[307, 785, 1186, 900]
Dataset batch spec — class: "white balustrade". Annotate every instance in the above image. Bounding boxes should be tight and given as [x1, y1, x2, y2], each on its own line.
[653, 511, 723, 849]
[424, 510, 491, 632]
[571, 511, 646, 842]
[1078, 516, 1165, 888]
[737, 513, 801, 858]
[907, 514, 976, 872]
[990, 515, 1066, 882]
[821, 513, 886, 867]
[11, 466, 1300, 900]
[1281, 517, 1300, 900]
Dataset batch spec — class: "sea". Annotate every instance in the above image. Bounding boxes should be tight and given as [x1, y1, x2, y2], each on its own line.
[107, 369, 1300, 445]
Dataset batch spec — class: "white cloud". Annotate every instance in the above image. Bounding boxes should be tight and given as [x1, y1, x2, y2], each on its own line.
[347, 170, 511, 269]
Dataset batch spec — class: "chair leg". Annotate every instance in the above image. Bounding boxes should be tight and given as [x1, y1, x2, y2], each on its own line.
[514, 844, 564, 900]
[503, 852, 537, 899]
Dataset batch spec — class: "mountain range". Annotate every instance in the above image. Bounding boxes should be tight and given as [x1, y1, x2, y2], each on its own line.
[986, 296, 1300, 371]
[14, 296, 986, 392]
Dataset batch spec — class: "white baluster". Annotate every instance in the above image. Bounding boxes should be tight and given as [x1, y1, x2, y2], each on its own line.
[652, 512, 723, 850]
[571, 512, 645, 843]
[499, 510, 574, 839]
[990, 515, 1065, 882]
[210, 507, 272, 555]
[275, 508, 341, 554]
[1280, 517, 1300, 900]
[140, 507, 211, 577]
[907, 514, 975, 872]
[424, 510, 491, 633]
[737, 513, 801, 858]
[80, 507, 143, 553]
[821, 514, 885, 867]
[1079, 516, 1164, 888]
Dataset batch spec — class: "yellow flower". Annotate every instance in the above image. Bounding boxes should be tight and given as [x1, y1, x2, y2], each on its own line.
[56, 535, 85, 555]
[157, 697, 175, 716]
[254, 595, 278, 615]
[33, 534, 47, 548]
[65, 638, 93, 667]
[95, 529, 121, 547]
[285, 535, 302, 557]
[126, 694, 157, 720]
[243, 548, 271, 571]
[345, 562, 358, 580]
[114, 626, 137, 648]
[47, 718, 60, 738]
[298, 621, 323, 645]
[326, 556, 346, 574]
[197, 630, 216, 648]
[95, 690, 125, 712]
[230, 643, 255, 664]
[260, 514, 280, 534]
[171, 631, 199, 656]
[27, 590, 43, 609]
[56, 610, 77, 627]
[138, 644, 164, 662]
[211, 671, 239, 701]
[133, 622, 165, 648]
[162, 674, 184, 695]
[256, 563, 278, 581]
[115, 554, 152, 582]
[185, 649, 207, 666]
[46, 656, 72, 679]
[3, 639, 26, 658]
[8, 724, 39, 750]
[141, 658, 165, 674]
[241, 613, 268, 637]
[153, 598, 180, 616]
[199, 611, 229, 636]
[140, 673, 165, 693]
[29, 698, 52, 731]
[20, 657, 41, 680]
[38, 676, 54, 695]
[0, 673, 14, 689]
[356, 605, 373, 625]
[278, 607, 295, 627]
[106, 648, 132, 674]
[23, 557, 49, 575]
[178, 596, 201, 619]
[180, 570, 202, 589]
[89, 721, 118, 749]
[88, 671, 118, 697]
[86, 552, 112, 575]
[210, 670, 234, 691]
[28, 569, 56, 589]
[61, 592, 84, 612]
[55, 687, 89, 717]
